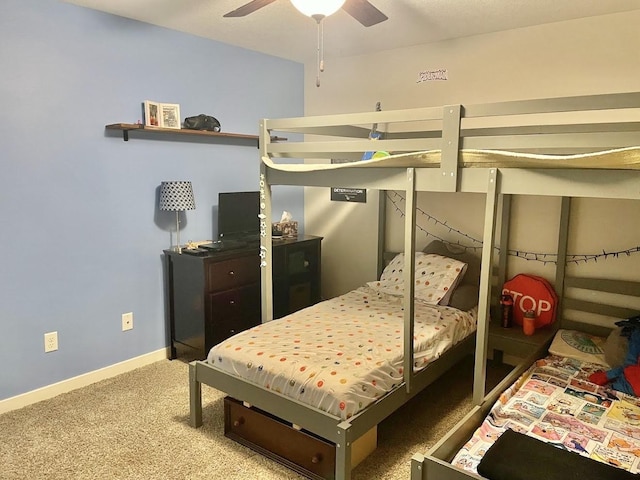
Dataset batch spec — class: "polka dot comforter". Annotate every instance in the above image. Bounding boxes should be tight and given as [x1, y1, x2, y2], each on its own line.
[207, 285, 476, 420]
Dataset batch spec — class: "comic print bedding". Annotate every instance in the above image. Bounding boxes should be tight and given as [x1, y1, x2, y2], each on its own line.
[207, 285, 476, 420]
[452, 354, 640, 475]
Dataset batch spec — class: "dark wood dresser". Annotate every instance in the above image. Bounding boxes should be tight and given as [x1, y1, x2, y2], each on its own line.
[164, 235, 322, 360]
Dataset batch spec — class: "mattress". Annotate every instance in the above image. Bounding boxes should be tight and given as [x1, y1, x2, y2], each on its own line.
[452, 354, 640, 475]
[207, 285, 476, 420]
[262, 146, 640, 172]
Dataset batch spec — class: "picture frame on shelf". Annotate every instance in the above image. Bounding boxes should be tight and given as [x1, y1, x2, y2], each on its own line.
[143, 100, 160, 127]
[160, 103, 181, 129]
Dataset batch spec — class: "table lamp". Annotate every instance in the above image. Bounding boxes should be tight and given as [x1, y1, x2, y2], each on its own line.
[159, 181, 195, 254]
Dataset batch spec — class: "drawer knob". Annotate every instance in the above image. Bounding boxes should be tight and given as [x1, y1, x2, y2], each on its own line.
[233, 417, 245, 428]
[229, 300, 235, 305]
[311, 454, 322, 464]
[228, 270, 235, 276]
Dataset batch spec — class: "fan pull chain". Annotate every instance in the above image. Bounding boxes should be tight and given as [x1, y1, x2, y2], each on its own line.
[316, 19, 320, 87]
[312, 14, 326, 87]
[320, 20, 325, 72]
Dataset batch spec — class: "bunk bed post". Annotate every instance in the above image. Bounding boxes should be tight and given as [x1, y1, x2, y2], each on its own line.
[188, 362, 202, 427]
[473, 168, 500, 405]
[403, 168, 417, 393]
[497, 195, 512, 299]
[377, 191, 387, 279]
[492, 194, 512, 364]
[258, 119, 270, 157]
[555, 197, 571, 327]
[440, 105, 462, 192]
[335, 421, 353, 480]
[259, 121, 274, 323]
[411, 452, 426, 479]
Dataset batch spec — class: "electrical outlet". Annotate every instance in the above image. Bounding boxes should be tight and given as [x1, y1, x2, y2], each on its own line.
[44, 331, 58, 353]
[122, 312, 133, 331]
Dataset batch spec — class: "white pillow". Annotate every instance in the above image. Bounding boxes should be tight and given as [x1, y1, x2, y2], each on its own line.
[548, 329, 609, 367]
[367, 252, 467, 306]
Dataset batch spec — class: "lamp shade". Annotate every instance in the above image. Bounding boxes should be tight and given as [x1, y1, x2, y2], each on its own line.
[290, 0, 346, 17]
[159, 181, 195, 211]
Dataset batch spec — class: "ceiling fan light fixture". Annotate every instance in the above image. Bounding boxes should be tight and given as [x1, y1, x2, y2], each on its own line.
[290, 0, 346, 18]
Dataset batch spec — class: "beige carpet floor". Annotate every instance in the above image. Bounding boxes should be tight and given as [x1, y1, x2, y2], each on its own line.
[0, 355, 511, 480]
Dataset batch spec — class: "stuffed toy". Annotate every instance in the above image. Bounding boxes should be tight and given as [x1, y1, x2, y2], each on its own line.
[589, 316, 640, 396]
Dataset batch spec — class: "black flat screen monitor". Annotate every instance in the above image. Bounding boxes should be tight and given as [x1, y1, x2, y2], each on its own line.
[217, 191, 260, 239]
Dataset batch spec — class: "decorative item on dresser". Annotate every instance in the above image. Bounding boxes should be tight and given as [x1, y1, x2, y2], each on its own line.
[164, 235, 322, 360]
[158, 181, 196, 254]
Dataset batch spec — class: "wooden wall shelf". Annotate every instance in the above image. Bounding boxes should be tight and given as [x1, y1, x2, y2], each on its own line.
[105, 123, 285, 146]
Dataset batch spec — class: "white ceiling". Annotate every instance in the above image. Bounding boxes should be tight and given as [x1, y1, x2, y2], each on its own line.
[65, 0, 640, 63]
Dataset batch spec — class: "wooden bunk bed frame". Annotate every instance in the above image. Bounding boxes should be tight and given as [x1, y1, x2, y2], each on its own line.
[189, 91, 640, 480]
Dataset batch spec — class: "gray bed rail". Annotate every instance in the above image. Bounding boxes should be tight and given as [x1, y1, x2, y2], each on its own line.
[411, 276, 640, 480]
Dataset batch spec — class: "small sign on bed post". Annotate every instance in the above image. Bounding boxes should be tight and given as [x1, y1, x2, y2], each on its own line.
[330, 187, 367, 203]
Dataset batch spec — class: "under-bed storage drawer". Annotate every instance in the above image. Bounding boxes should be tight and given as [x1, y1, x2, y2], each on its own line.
[224, 397, 375, 480]
[224, 397, 335, 479]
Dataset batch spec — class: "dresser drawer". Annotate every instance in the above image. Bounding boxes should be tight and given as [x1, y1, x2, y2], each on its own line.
[206, 283, 261, 347]
[206, 255, 260, 292]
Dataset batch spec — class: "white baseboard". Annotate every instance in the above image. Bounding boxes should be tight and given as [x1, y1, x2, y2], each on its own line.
[0, 348, 169, 415]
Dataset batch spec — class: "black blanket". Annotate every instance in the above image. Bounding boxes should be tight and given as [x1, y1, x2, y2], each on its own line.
[477, 429, 638, 480]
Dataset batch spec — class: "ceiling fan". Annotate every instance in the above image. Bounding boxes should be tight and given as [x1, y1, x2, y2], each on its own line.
[223, 0, 388, 27]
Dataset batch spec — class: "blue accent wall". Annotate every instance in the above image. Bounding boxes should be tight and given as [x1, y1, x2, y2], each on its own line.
[0, 0, 303, 400]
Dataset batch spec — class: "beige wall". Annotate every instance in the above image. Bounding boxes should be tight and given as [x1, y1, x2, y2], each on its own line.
[303, 11, 640, 299]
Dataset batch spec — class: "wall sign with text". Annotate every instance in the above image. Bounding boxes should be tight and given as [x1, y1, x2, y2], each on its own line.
[331, 187, 367, 203]
[416, 68, 448, 83]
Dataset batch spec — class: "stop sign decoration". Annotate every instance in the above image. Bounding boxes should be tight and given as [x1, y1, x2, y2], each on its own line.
[502, 274, 558, 329]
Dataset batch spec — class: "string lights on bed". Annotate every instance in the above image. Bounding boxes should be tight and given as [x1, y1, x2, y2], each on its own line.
[387, 191, 640, 266]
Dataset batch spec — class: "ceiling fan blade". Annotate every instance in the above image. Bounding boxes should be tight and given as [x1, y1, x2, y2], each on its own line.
[223, 0, 278, 18]
[342, 0, 388, 27]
